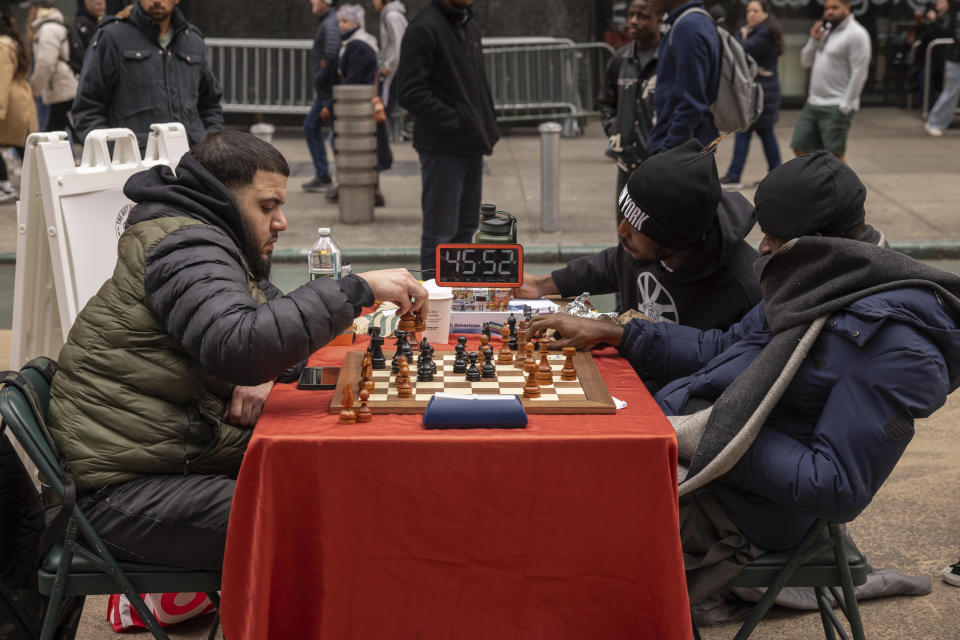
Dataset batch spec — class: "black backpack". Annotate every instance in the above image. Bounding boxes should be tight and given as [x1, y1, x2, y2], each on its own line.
[65, 23, 86, 76]
[0, 361, 83, 640]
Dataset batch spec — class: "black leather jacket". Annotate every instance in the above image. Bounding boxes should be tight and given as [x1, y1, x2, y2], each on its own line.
[72, 3, 223, 147]
[598, 40, 658, 173]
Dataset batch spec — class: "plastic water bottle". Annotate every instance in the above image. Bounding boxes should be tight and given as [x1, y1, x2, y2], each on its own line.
[308, 227, 340, 280]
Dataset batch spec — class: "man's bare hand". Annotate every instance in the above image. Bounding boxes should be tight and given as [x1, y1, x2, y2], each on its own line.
[512, 273, 558, 300]
[810, 20, 825, 40]
[358, 268, 428, 315]
[527, 314, 625, 351]
[224, 381, 274, 427]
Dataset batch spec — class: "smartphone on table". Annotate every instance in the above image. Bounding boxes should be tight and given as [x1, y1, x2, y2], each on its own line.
[297, 366, 341, 390]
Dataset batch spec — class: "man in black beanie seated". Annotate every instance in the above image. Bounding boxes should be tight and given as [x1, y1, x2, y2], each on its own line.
[610, 152, 960, 620]
[520, 139, 761, 388]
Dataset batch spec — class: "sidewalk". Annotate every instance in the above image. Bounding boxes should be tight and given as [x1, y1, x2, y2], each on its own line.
[268, 105, 960, 262]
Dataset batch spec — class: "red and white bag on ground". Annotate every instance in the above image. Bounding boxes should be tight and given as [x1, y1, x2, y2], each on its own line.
[107, 591, 216, 631]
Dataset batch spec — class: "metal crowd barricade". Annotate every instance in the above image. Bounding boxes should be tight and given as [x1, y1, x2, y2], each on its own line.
[922, 37, 957, 119]
[203, 37, 614, 136]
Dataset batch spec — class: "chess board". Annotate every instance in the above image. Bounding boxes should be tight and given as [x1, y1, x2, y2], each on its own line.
[330, 350, 616, 414]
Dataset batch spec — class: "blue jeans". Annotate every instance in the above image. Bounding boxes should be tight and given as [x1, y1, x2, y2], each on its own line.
[304, 98, 333, 179]
[419, 151, 483, 272]
[928, 60, 960, 132]
[725, 126, 782, 181]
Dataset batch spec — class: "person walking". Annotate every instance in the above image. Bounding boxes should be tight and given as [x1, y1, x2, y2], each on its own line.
[719, 0, 784, 190]
[396, 0, 499, 273]
[68, 0, 107, 75]
[302, 0, 340, 193]
[373, 0, 407, 121]
[0, 10, 38, 202]
[790, 0, 870, 163]
[26, 0, 77, 139]
[924, 0, 960, 136]
[599, 0, 660, 223]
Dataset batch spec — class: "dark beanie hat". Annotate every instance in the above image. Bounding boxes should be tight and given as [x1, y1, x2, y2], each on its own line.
[619, 139, 721, 249]
[755, 151, 866, 240]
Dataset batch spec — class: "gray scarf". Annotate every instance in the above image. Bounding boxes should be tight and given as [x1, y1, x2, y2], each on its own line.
[674, 226, 960, 494]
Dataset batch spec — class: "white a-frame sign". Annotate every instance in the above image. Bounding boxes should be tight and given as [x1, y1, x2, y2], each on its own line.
[10, 123, 190, 369]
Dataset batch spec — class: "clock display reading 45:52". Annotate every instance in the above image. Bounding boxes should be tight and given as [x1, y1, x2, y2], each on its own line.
[434, 244, 523, 287]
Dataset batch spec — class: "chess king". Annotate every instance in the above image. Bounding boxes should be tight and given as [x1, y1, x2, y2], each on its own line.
[45, 130, 428, 571]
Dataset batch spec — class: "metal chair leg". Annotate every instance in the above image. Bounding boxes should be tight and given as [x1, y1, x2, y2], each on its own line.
[829, 524, 866, 640]
[205, 591, 221, 640]
[40, 521, 77, 640]
[815, 587, 839, 640]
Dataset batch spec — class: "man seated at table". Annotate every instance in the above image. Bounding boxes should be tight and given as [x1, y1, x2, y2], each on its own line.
[537, 153, 960, 615]
[45, 129, 427, 571]
[515, 138, 760, 335]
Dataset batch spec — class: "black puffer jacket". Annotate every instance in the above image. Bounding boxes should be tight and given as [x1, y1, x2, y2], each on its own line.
[396, 0, 498, 156]
[71, 3, 223, 147]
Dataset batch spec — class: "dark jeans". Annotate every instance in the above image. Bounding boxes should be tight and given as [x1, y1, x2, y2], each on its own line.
[725, 126, 781, 181]
[418, 151, 483, 272]
[304, 97, 333, 179]
[79, 474, 235, 571]
[46, 100, 76, 143]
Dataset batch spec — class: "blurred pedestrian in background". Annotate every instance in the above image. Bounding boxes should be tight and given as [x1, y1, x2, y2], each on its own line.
[373, 0, 407, 126]
[598, 0, 660, 224]
[0, 9, 37, 202]
[720, 0, 783, 190]
[924, 0, 959, 136]
[303, 0, 339, 193]
[26, 0, 77, 139]
[69, 0, 107, 75]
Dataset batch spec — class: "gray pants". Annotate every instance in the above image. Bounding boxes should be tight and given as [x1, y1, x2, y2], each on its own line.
[79, 474, 235, 571]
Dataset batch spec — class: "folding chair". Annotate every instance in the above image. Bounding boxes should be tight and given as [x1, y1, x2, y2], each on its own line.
[725, 519, 869, 640]
[1, 358, 222, 640]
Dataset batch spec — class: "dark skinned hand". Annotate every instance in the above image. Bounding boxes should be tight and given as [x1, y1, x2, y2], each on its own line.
[526, 313, 625, 351]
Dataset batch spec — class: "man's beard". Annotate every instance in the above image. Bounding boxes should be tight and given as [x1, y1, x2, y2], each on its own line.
[244, 233, 273, 281]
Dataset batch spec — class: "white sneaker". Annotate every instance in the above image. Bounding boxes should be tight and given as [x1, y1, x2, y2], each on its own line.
[945, 560, 960, 587]
[0, 188, 16, 203]
[924, 123, 944, 137]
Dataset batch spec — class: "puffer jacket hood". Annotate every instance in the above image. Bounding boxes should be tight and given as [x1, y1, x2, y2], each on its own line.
[123, 154, 246, 250]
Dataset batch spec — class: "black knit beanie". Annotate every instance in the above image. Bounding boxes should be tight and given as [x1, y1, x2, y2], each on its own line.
[619, 139, 721, 249]
[755, 151, 866, 240]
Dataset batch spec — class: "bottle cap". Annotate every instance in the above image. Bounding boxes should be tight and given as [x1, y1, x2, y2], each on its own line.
[480, 203, 496, 219]
[317, 227, 330, 234]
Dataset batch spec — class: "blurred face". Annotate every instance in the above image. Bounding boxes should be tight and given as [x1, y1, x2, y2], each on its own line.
[626, 0, 659, 43]
[338, 15, 358, 33]
[84, 0, 106, 18]
[935, 0, 948, 13]
[235, 171, 288, 281]
[373, 0, 385, 10]
[758, 233, 786, 255]
[745, 1, 767, 27]
[310, 0, 331, 16]
[138, 0, 178, 23]
[822, 0, 850, 26]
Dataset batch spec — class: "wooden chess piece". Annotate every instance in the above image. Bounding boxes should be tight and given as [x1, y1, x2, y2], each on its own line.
[362, 360, 376, 392]
[398, 311, 416, 334]
[523, 342, 537, 373]
[514, 324, 527, 368]
[357, 389, 373, 422]
[523, 370, 541, 398]
[537, 339, 553, 384]
[497, 324, 513, 364]
[561, 346, 577, 381]
[479, 333, 489, 350]
[338, 385, 357, 424]
[414, 309, 427, 332]
[397, 361, 413, 398]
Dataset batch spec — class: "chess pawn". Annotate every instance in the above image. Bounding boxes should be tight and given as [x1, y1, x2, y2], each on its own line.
[561, 346, 577, 381]
[338, 385, 357, 424]
[523, 342, 537, 373]
[507, 314, 518, 351]
[414, 309, 427, 332]
[453, 342, 467, 374]
[481, 347, 497, 379]
[523, 371, 541, 398]
[497, 324, 513, 364]
[537, 343, 553, 385]
[465, 352, 481, 382]
[357, 389, 373, 423]
[398, 311, 416, 334]
[397, 362, 413, 398]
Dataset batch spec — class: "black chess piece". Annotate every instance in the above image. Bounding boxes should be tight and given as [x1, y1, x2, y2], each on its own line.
[523, 306, 532, 323]
[417, 357, 434, 382]
[420, 336, 430, 354]
[453, 342, 467, 374]
[481, 347, 496, 379]
[426, 344, 437, 374]
[465, 352, 481, 382]
[401, 332, 413, 360]
[507, 314, 518, 351]
[391, 348, 402, 374]
[369, 327, 385, 369]
[482, 323, 492, 341]
[457, 335, 467, 350]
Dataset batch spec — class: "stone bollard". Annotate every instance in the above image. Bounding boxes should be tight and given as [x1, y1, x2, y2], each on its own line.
[333, 85, 377, 224]
[538, 122, 562, 233]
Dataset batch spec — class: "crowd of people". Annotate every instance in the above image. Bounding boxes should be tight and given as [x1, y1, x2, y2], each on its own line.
[0, 0, 958, 636]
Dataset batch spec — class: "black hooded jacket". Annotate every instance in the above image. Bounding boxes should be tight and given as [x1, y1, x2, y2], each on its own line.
[551, 192, 760, 331]
[122, 155, 374, 386]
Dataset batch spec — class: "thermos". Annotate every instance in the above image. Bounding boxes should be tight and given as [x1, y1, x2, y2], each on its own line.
[473, 203, 517, 244]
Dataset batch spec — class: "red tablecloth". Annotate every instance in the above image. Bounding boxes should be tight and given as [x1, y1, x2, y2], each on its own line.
[221, 336, 691, 639]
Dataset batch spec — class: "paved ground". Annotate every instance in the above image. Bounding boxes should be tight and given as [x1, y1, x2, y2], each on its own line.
[2, 107, 959, 639]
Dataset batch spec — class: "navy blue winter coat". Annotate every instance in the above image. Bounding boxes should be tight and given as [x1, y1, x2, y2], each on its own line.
[619, 286, 960, 551]
[736, 21, 781, 129]
[647, 1, 719, 153]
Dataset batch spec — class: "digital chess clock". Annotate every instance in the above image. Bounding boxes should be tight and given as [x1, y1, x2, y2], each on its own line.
[434, 244, 523, 287]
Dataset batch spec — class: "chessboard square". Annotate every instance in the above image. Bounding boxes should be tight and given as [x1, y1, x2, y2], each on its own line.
[444, 381, 471, 389]
[473, 387, 501, 394]
[416, 382, 444, 390]
[442, 388, 472, 395]
[415, 393, 435, 401]
[556, 387, 584, 395]
[368, 393, 389, 401]
[498, 375, 525, 383]
[472, 382, 500, 389]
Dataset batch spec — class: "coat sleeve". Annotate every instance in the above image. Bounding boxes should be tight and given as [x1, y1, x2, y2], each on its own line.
[660, 23, 715, 150]
[143, 225, 374, 386]
[29, 23, 63, 97]
[0, 45, 15, 120]
[598, 54, 622, 137]
[71, 30, 114, 141]
[380, 11, 406, 73]
[800, 36, 818, 68]
[723, 328, 949, 523]
[396, 22, 459, 132]
[551, 247, 622, 298]
[617, 303, 765, 381]
[196, 47, 223, 134]
[840, 30, 871, 112]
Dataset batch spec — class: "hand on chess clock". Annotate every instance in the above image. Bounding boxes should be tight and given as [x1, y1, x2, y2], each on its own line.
[358, 268, 429, 315]
[512, 272, 559, 300]
[224, 381, 275, 427]
[527, 314, 625, 351]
